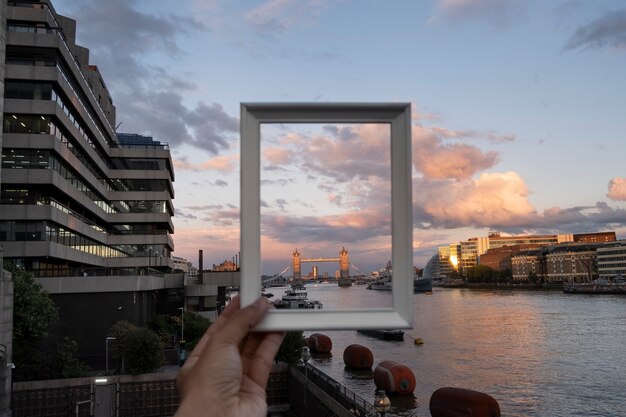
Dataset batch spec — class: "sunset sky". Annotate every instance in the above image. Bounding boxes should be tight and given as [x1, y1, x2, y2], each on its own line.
[54, 0, 626, 274]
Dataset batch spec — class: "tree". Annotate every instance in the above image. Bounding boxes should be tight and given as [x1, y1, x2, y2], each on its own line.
[110, 321, 164, 374]
[120, 328, 165, 374]
[150, 311, 210, 351]
[6, 262, 57, 381]
[5, 261, 90, 381]
[466, 265, 495, 283]
[276, 331, 305, 365]
[179, 311, 210, 351]
[7, 262, 58, 349]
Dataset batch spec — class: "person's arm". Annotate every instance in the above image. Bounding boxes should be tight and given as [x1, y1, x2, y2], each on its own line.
[176, 297, 285, 417]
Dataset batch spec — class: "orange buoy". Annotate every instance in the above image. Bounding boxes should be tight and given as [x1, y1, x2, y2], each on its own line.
[343, 344, 374, 369]
[308, 333, 332, 353]
[429, 387, 501, 417]
[374, 360, 416, 395]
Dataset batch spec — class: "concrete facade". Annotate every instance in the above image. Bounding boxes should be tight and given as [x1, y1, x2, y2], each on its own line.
[596, 241, 626, 280]
[1, 0, 175, 277]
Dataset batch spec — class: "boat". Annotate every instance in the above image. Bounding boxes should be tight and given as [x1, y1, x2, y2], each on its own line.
[366, 278, 392, 291]
[414, 277, 433, 293]
[357, 329, 404, 341]
[563, 277, 626, 295]
[273, 286, 323, 309]
[367, 262, 393, 291]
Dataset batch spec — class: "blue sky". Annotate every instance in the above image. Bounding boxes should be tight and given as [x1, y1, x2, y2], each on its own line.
[53, 0, 626, 274]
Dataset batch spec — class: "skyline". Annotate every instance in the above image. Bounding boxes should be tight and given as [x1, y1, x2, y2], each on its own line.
[53, 0, 626, 274]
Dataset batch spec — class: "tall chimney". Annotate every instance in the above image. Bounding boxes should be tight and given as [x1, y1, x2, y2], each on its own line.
[198, 250, 203, 282]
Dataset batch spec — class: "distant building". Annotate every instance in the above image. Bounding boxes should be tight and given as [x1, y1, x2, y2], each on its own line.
[596, 241, 626, 281]
[442, 232, 617, 278]
[479, 244, 542, 271]
[172, 256, 190, 273]
[511, 249, 546, 282]
[573, 231, 616, 243]
[212, 259, 238, 272]
[545, 243, 601, 284]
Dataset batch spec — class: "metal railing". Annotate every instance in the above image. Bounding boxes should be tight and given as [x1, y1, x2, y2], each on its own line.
[298, 363, 377, 416]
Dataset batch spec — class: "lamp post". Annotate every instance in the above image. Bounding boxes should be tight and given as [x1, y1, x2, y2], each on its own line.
[105, 337, 116, 372]
[374, 389, 391, 417]
[301, 346, 311, 414]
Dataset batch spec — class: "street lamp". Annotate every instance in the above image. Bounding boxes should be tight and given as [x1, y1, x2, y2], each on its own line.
[374, 389, 391, 417]
[301, 346, 311, 413]
[105, 337, 116, 372]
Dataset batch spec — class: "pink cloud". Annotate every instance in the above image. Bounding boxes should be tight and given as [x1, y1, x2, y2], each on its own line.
[415, 171, 536, 228]
[608, 177, 626, 201]
[173, 155, 237, 173]
[263, 147, 294, 165]
[412, 125, 499, 180]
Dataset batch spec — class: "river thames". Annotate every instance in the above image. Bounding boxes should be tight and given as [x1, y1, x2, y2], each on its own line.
[288, 284, 625, 417]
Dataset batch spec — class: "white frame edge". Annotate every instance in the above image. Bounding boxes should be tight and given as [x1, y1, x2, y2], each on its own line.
[240, 103, 413, 331]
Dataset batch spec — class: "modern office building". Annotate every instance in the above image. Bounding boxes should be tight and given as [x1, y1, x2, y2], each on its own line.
[596, 241, 626, 281]
[1, 1, 175, 276]
[0, 0, 185, 367]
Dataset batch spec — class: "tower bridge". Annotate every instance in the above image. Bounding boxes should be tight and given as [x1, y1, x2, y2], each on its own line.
[292, 247, 351, 286]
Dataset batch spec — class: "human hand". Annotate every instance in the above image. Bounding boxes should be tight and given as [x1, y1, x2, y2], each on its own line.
[175, 296, 285, 417]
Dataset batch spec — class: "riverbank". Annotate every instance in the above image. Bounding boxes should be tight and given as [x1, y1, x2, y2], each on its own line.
[436, 282, 563, 291]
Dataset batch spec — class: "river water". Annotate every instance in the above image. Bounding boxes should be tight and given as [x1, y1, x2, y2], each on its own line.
[287, 284, 626, 417]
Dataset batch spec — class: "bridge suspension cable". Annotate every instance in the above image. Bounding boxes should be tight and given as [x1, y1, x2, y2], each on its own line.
[350, 263, 374, 278]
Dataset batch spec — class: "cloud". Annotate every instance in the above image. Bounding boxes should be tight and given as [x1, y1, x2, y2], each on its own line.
[414, 171, 535, 228]
[430, 127, 516, 143]
[413, 172, 626, 233]
[244, 0, 337, 35]
[608, 177, 626, 200]
[430, 0, 526, 27]
[175, 210, 197, 220]
[66, 0, 204, 81]
[413, 125, 499, 180]
[61, 0, 238, 152]
[119, 91, 238, 152]
[262, 207, 390, 243]
[263, 148, 295, 165]
[564, 9, 626, 51]
[173, 155, 237, 173]
[297, 124, 391, 182]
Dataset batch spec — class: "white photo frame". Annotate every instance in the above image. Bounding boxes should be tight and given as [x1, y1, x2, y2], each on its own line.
[240, 103, 413, 331]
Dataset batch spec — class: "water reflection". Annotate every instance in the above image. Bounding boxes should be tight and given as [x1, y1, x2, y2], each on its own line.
[300, 287, 626, 417]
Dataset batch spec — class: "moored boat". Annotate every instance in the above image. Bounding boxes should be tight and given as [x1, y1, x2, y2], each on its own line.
[414, 277, 433, 293]
[563, 278, 626, 294]
[273, 285, 323, 309]
[357, 329, 404, 341]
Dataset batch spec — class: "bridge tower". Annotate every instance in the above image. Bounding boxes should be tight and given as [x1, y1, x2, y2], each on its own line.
[292, 249, 302, 285]
[338, 247, 351, 286]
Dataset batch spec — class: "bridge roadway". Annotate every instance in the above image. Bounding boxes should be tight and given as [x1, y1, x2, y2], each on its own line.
[300, 257, 340, 262]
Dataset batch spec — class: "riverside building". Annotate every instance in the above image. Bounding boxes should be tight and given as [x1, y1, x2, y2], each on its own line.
[0, 0, 185, 366]
[438, 232, 617, 279]
[1, 2, 175, 275]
